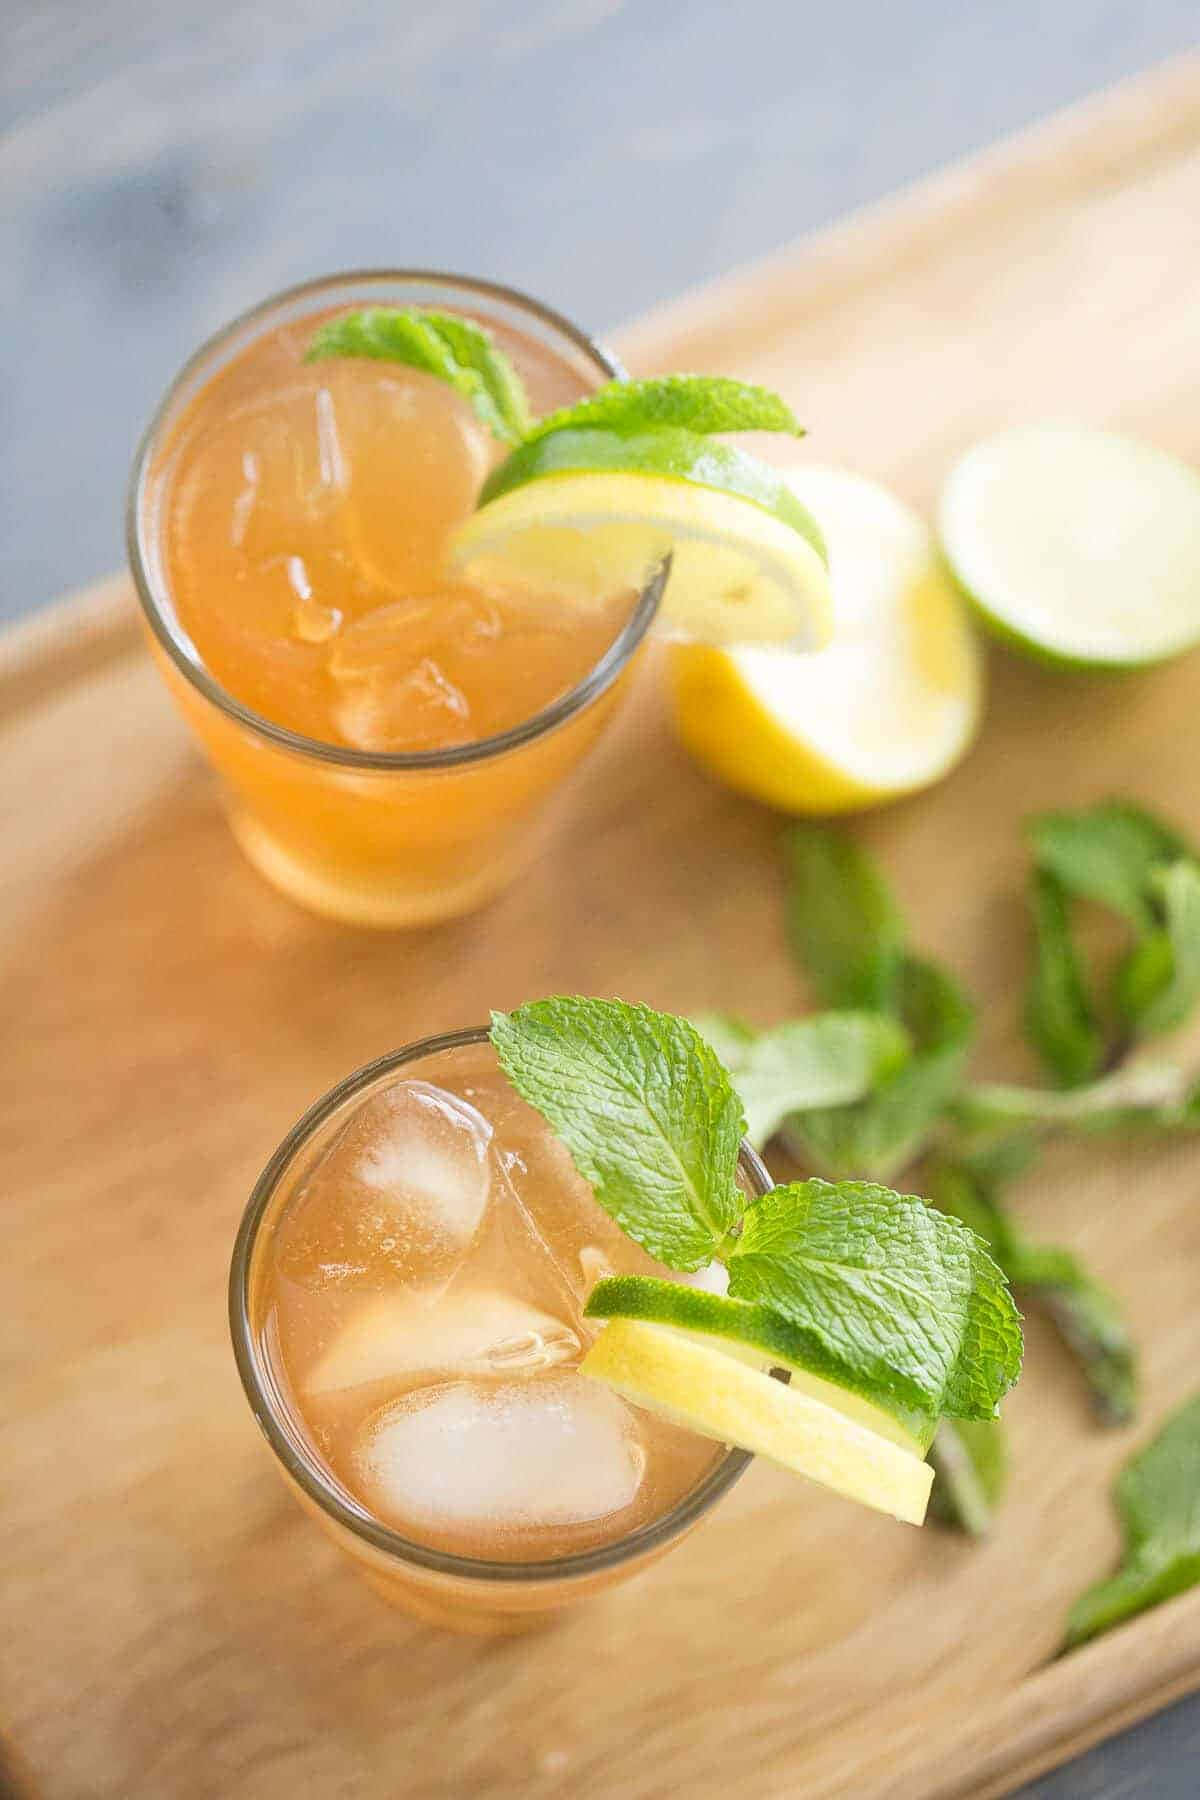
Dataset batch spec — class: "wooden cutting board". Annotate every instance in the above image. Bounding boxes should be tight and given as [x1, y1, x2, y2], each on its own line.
[5, 53, 1200, 1800]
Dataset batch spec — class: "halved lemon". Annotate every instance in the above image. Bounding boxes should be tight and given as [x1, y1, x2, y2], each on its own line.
[669, 465, 983, 813]
[582, 1316, 933, 1524]
[939, 424, 1200, 668]
[446, 426, 832, 648]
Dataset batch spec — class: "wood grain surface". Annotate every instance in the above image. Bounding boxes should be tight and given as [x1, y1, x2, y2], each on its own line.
[5, 56, 1200, 1800]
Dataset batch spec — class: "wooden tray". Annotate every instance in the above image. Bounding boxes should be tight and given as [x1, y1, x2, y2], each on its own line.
[5, 54, 1200, 1800]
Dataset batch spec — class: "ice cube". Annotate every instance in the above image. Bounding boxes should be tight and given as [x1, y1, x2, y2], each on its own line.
[335, 370, 492, 592]
[355, 1373, 646, 1531]
[328, 597, 477, 751]
[489, 1124, 665, 1304]
[306, 1287, 580, 1394]
[276, 1080, 492, 1291]
[331, 657, 472, 752]
[578, 1246, 617, 1289]
[677, 1261, 730, 1297]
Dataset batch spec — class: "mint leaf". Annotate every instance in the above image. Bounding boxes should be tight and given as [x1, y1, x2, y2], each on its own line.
[786, 826, 906, 1010]
[786, 957, 973, 1180]
[490, 998, 743, 1271]
[1025, 870, 1104, 1086]
[726, 1178, 1022, 1421]
[928, 1418, 1009, 1536]
[306, 307, 532, 443]
[1065, 1394, 1200, 1647]
[687, 1012, 757, 1071]
[782, 830, 972, 1177]
[526, 375, 805, 447]
[928, 1159, 1136, 1425]
[1117, 860, 1200, 1037]
[1030, 802, 1189, 931]
[692, 1011, 910, 1149]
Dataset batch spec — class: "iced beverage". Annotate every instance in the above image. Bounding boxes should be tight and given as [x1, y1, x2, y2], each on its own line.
[129, 274, 656, 926]
[231, 1030, 763, 1630]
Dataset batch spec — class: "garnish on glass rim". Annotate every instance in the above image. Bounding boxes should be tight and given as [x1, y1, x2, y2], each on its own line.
[307, 306, 833, 651]
[489, 996, 1022, 1525]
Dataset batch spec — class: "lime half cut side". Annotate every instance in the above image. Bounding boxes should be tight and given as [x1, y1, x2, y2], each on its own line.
[447, 427, 833, 649]
[581, 1317, 933, 1525]
[671, 464, 983, 813]
[939, 424, 1200, 668]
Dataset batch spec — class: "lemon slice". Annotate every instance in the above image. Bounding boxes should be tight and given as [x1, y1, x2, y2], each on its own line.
[669, 465, 983, 814]
[939, 424, 1200, 668]
[582, 1317, 932, 1524]
[447, 426, 832, 648]
[586, 1274, 933, 1451]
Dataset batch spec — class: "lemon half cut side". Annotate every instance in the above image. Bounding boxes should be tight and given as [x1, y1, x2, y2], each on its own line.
[669, 464, 983, 814]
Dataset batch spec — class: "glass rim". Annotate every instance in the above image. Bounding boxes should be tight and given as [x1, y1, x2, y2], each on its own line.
[229, 1024, 767, 1586]
[126, 268, 663, 773]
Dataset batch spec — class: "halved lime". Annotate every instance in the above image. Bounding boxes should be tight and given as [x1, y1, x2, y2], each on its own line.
[586, 1275, 934, 1451]
[582, 1316, 932, 1524]
[446, 426, 832, 648]
[939, 425, 1200, 668]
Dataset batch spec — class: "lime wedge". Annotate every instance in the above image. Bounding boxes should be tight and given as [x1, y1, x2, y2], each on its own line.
[447, 426, 832, 648]
[939, 425, 1200, 668]
[670, 465, 982, 814]
[586, 1275, 933, 1451]
[582, 1317, 932, 1523]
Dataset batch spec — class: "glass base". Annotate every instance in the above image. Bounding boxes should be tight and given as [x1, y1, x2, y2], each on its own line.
[230, 814, 518, 929]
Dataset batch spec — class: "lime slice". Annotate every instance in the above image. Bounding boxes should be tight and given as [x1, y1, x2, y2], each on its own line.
[669, 465, 982, 814]
[939, 425, 1200, 668]
[582, 1317, 932, 1524]
[586, 1275, 934, 1451]
[446, 426, 832, 648]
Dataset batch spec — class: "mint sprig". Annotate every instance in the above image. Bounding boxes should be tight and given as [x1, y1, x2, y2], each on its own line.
[1030, 802, 1189, 931]
[955, 1060, 1196, 1137]
[928, 1158, 1136, 1425]
[307, 311, 808, 459]
[790, 957, 972, 1182]
[490, 996, 1022, 1429]
[786, 825, 907, 1013]
[490, 998, 744, 1271]
[306, 308, 533, 443]
[780, 827, 974, 1180]
[691, 1009, 910, 1148]
[726, 1179, 1022, 1422]
[525, 375, 805, 445]
[1024, 801, 1200, 1082]
[1116, 860, 1200, 1036]
[1065, 1393, 1200, 1648]
[1025, 868, 1104, 1087]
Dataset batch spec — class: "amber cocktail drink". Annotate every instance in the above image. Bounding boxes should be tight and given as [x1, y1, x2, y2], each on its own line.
[230, 1030, 762, 1632]
[129, 275, 654, 927]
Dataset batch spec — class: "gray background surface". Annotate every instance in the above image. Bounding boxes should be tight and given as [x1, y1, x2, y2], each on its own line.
[3, 2, 1199, 1794]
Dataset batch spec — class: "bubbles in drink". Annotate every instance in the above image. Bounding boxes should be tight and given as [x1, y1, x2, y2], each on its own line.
[306, 1287, 579, 1394]
[276, 1080, 492, 1291]
[354, 1374, 647, 1534]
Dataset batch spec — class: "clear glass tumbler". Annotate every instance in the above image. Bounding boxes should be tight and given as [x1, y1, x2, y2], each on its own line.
[229, 1027, 767, 1634]
[128, 272, 659, 928]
